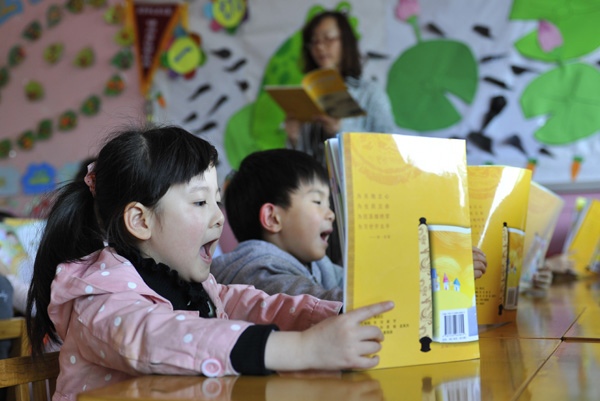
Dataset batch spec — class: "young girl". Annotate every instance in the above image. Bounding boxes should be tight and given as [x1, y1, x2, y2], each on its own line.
[26, 126, 393, 401]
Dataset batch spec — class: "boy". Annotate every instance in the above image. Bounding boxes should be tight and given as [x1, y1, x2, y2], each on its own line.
[211, 149, 487, 302]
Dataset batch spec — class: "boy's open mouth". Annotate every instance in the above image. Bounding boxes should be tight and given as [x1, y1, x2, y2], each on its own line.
[320, 229, 332, 242]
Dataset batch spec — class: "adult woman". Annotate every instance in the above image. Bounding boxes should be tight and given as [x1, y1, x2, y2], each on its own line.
[285, 11, 396, 166]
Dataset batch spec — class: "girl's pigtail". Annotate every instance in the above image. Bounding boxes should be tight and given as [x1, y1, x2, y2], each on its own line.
[27, 180, 104, 357]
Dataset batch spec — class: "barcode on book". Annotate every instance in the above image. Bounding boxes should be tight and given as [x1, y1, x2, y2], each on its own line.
[440, 311, 466, 340]
[505, 287, 518, 310]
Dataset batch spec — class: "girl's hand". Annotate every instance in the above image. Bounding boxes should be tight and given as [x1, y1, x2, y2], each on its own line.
[312, 115, 341, 137]
[265, 301, 394, 372]
[472, 247, 487, 279]
[284, 117, 302, 148]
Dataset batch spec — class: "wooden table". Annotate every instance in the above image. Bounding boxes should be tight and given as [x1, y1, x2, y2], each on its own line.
[78, 279, 600, 401]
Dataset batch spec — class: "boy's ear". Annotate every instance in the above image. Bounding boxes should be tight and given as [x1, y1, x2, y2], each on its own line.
[259, 203, 282, 234]
[123, 202, 153, 240]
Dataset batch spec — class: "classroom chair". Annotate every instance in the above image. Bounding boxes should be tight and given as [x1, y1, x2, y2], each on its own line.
[0, 317, 60, 401]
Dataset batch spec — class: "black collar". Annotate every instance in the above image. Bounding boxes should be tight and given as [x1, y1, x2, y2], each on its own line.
[114, 246, 216, 318]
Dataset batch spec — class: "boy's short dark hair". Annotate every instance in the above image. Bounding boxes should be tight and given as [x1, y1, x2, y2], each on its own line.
[225, 149, 330, 242]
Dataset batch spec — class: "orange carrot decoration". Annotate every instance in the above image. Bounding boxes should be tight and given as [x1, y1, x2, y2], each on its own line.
[155, 92, 166, 108]
[526, 158, 537, 173]
[571, 156, 583, 181]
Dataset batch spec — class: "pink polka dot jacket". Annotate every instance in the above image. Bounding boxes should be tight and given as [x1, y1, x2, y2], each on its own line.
[48, 248, 342, 400]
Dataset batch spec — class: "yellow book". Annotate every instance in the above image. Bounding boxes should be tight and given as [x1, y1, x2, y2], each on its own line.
[468, 166, 531, 325]
[562, 199, 600, 276]
[265, 68, 366, 122]
[520, 182, 564, 286]
[328, 132, 480, 370]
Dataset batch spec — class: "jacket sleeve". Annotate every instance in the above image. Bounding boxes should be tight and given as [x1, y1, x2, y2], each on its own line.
[216, 283, 342, 331]
[231, 262, 343, 301]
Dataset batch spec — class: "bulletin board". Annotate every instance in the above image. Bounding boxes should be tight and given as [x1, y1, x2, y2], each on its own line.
[149, 0, 600, 192]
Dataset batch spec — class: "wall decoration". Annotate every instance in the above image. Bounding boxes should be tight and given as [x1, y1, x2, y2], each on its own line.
[36, 119, 53, 140]
[203, 0, 247, 33]
[161, 27, 205, 79]
[111, 48, 133, 69]
[0, 140, 12, 159]
[73, 46, 95, 67]
[57, 110, 78, 130]
[127, 0, 185, 94]
[0, 167, 20, 196]
[24, 80, 44, 101]
[104, 3, 124, 25]
[114, 26, 134, 46]
[16, 130, 35, 150]
[43, 42, 64, 64]
[22, 20, 42, 40]
[65, 0, 85, 14]
[21, 163, 56, 195]
[104, 74, 125, 96]
[0, 67, 8, 88]
[80, 94, 101, 115]
[47, 4, 63, 27]
[8, 45, 25, 67]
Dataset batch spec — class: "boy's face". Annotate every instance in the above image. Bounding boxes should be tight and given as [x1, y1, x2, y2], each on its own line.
[141, 167, 224, 283]
[275, 180, 335, 265]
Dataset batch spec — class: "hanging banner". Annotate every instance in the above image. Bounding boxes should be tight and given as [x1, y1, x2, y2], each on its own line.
[127, 0, 186, 95]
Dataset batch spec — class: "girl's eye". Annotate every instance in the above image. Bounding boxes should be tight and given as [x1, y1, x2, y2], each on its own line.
[313, 200, 322, 205]
[195, 201, 207, 207]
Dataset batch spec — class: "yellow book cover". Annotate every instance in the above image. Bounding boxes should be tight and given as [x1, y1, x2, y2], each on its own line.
[339, 132, 480, 370]
[562, 199, 600, 276]
[521, 182, 564, 285]
[265, 68, 366, 121]
[468, 166, 531, 325]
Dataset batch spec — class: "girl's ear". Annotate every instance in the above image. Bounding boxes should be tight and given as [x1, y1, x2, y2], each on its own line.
[259, 203, 282, 234]
[123, 202, 152, 240]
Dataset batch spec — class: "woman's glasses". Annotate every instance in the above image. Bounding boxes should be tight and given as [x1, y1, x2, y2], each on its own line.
[306, 36, 340, 50]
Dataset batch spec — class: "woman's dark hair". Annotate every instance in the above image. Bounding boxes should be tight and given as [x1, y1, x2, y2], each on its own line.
[301, 11, 362, 79]
[26, 125, 218, 356]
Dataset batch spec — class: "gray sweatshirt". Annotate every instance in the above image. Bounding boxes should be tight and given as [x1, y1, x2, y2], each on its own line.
[211, 240, 344, 301]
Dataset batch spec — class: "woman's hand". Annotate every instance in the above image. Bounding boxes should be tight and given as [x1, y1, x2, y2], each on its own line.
[472, 247, 487, 279]
[312, 115, 341, 137]
[265, 301, 395, 372]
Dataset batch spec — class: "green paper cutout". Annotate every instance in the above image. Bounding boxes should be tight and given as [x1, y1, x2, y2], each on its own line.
[66, 0, 85, 14]
[114, 27, 134, 47]
[17, 130, 35, 150]
[521, 63, 600, 145]
[44, 43, 64, 64]
[80, 95, 101, 116]
[0, 67, 8, 89]
[104, 4, 125, 25]
[58, 110, 78, 131]
[510, 0, 600, 62]
[22, 21, 42, 41]
[47, 5, 63, 28]
[37, 119, 53, 140]
[0, 140, 12, 159]
[386, 40, 478, 132]
[104, 74, 125, 96]
[111, 48, 133, 70]
[8, 46, 25, 67]
[25, 81, 44, 101]
[224, 3, 359, 169]
[73, 47, 95, 68]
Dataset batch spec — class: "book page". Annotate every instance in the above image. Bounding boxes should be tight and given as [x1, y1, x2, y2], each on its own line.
[302, 68, 366, 119]
[264, 86, 324, 121]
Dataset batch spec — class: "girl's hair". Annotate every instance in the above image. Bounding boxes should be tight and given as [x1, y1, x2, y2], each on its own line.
[301, 11, 362, 79]
[26, 125, 218, 356]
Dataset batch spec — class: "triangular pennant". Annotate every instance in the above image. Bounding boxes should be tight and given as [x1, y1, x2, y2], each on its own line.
[127, 0, 185, 95]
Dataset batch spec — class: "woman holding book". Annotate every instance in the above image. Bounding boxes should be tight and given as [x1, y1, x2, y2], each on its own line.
[285, 10, 396, 166]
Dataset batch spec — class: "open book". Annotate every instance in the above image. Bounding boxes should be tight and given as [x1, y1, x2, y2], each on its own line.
[520, 182, 564, 288]
[265, 68, 366, 121]
[468, 166, 531, 325]
[562, 198, 600, 276]
[326, 132, 480, 370]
